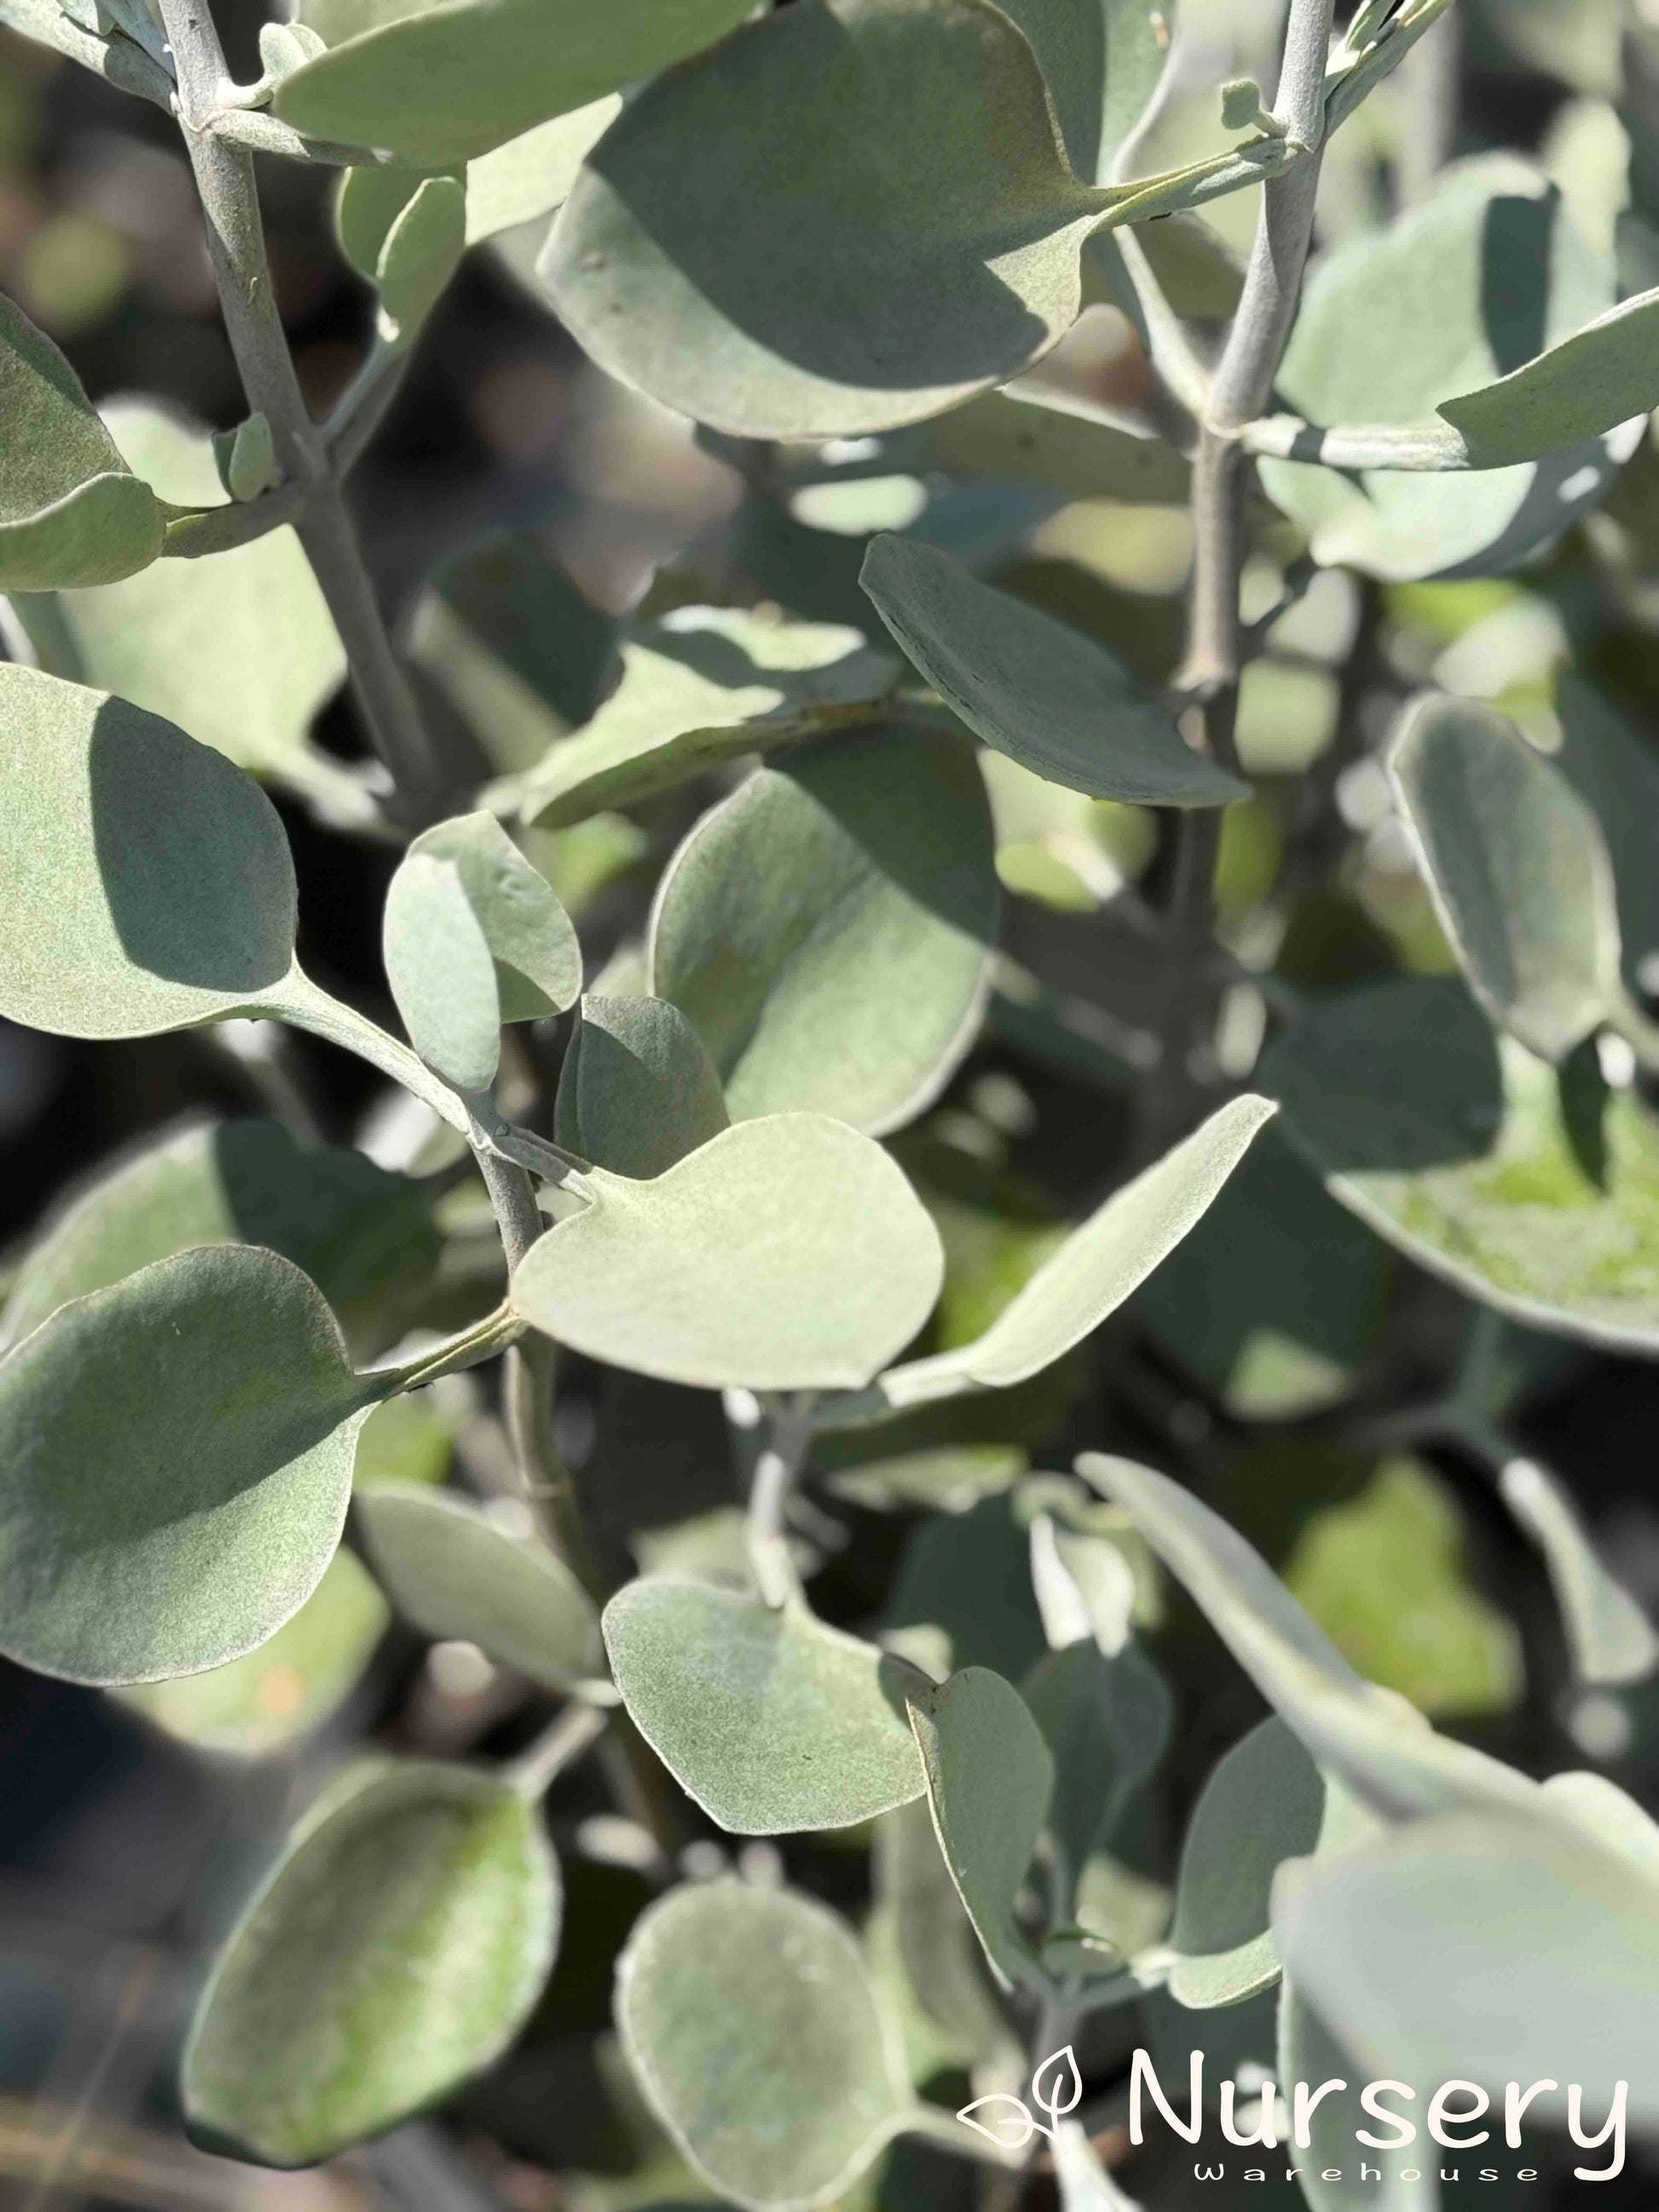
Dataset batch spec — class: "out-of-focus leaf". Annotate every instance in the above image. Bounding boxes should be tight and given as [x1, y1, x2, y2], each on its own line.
[603, 1579, 924, 1832]
[883, 1493, 1050, 1684]
[1497, 1454, 1659, 1687]
[183, 1760, 558, 2165]
[466, 96, 622, 242]
[0, 291, 162, 587]
[876, 1798, 1016, 2071]
[650, 726, 996, 1136]
[276, 0, 754, 163]
[616, 1877, 906, 2209]
[1023, 1638, 1171, 1897]
[861, 535, 1246, 807]
[0, 666, 298, 1040]
[375, 175, 466, 333]
[554, 994, 729, 1179]
[927, 385, 1191, 505]
[1028, 1509, 1138, 1654]
[0, 1246, 375, 1685]
[1263, 974, 1659, 1354]
[354, 1389, 455, 1491]
[113, 1549, 388, 1759]
[1436, 284, 1659, 465]
[907, 1666, 1054, 1990]
[1276, 1979, 1437, 2212]
[518, 604, 895, 829]
[1555, 673, 1659, 995]
[513, 1116, 943, 1391]
[358, 1482, 603, 1690]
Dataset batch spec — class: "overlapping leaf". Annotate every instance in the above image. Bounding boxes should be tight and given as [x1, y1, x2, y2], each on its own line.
[553, 995, 728, 1179]
[1498, 1455, 1659, 1688]
[1023, 1638, 1171, 1900]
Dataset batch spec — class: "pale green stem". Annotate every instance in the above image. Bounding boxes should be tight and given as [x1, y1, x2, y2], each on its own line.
[746, 1393, 816, 1608]
[504, 1699, 610, 1800]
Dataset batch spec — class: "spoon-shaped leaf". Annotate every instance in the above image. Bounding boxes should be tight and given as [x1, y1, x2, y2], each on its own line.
[183, 1759, 559, 2166]
[1387, 694, 1622, 1065]
[512, 1115, 944, 1391]
[275, 0, 754, 163]
[650, 725, 996, 1135]
[0, 1245, 376, 1685]
[0, 666, 298, 1040]
[603, 1579, 925, 1833]
[860, 536, 1246, 807]
[616, 1877, 907, 2210]
[0, 291, 163, 587]
[554, 995, 729, 1180]
[357, 1482, 603, 1690]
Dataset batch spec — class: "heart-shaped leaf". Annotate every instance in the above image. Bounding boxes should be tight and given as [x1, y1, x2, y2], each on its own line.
[0, 1245, 376, 1685]
[603, 1579, 925, 1833]
[907, 1666, 1055, 1990]
[183, 1759, 558, 2166]
[517, 604, 895, 829]
[1022, 1638, 1171, 1901]
[357, 1482, 603, 1690]
[650, 726, 997, 1135]
[512, 1115, 944, 1390]
[3, 1118, 438, 1352]
[616, 1877, 907, 2210]
[554, 994, 729, 1179]
[860, 535, 1246, 807]
[275, 0, 754, 163]
[1261, 974, 1659, 1354]
[1261, 158, 1633, 580]
[0, 666, 298, 1040]
[0, 290, 162, 587]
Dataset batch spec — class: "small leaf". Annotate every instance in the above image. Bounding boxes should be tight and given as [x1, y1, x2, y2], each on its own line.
[465, 96, 622, 244]
[336, 163, 437, 283]
[183, 1759, 558, 2166]
[1023, 1639, 1171, 1903]
[0, 1245, 375, 1685]
[1028, 1510, 1138, 1654]
[211, 412, 275, 503]
[861, 535, 1246, 807]
[0, 665, 298, 1040]
[1498, 1455, 1659, 1689]
[513, 1115, 943, 1391]
[0, 290, 162, 587]
[907, 1666, 1054, 1991]
[554, 994, 729, 1180]
[603, 1578, 925, 1833]
[927, 384, 1192, 506]
[275, 0, 754, 162]
[616, 1878, 906, 2211]
[357, 1482, 602, 1690]
[376, 174, 466, 334]
[650, 725, 996, 1136]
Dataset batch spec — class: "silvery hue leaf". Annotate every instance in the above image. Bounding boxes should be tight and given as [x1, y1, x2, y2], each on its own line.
[1029, 1510, 1137, 1654]
[995, 0, 1178, 186]
[877, 1796, 1016, 2070]
[1387, 694, 1623, 1064]
[649, 726, 996, 1136]
[1436, 283, 1659, 465]
[1023, 1638, 1170, 1903]
[374, 174, 466, 333]
[1262, 975, 1659, 1354]
[907, 1666, 1055, 1990]
[357, 1482, 603, 1690]
[0, 1245, 375, 1685]
[183, 1759, 558, 2165]
[1497, 1457, 1659, 1688]
[465, 96, 622, 243]
[926, 384, 1191, 506]
[554, 994, 729, 1180]
[0, 665, 298, 1039]
[1276, 1978, 1437, 2212]
[512, 1115, 944, 1391]
[616, 1877, 907, 2211]
[0, 291, 162, 587]
[276, 0, 754, 163]
[603, 1579, 925, 1832]
[860, 535, 1246, 807]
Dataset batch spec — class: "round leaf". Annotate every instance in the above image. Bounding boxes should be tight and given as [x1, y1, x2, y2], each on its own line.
[408, 811, 582, 1024]
[554, 994, 730, 1180]
[0, 1245, 373, 1685]
[383, 849, 501, 1091]
[512, 1115, 945, 1390]
[183, 1759, 558, 2165]
[0, 665, 298, 1040]
[357, 1481, 603, 1690]
[603, 1579, 926, 1833]
[616, 1877, 906, 2210]
[375, 173, 466, 332]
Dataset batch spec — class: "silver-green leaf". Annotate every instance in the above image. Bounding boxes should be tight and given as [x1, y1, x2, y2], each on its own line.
[553, 994, 729, 1180]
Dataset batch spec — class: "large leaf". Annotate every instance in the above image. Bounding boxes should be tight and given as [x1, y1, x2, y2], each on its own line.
[357, 1482, 603, 1690]
[275, 0, 754, 163]
[1276, 1979, 1437, 2212]
[0, 292, 162, 588]
[554, 994, 729, 1179]
[0, 666, 298, 1040]
[1436, 284, 1659, 466]
[1022, 1637, 1171, 1900]
[517, 604, 896, 829]
[1387, 695, 1622, 1064]
[0, 1246, 375, 1685]
[616, 1878, 907, 2210]
[183, 1760, 558, 2165]
[466, 96, 622, 243]
[907, 1666, 1054, 1990]
[995, 0, 1177, 186]
[883, 1492, 1049, 1684]
[3, 1118, 438, 1351]
[1261, 159, 1632, 580]
[1262, 975, 1659, 1354]
[649, 727, 997, 1136]
[603, 1579, 925, 1832]
[512, 1116, 944, 1390]
[17, 401, 347, 790]
[860, 536, 1246, 807]
[541, 0, 1282, 437]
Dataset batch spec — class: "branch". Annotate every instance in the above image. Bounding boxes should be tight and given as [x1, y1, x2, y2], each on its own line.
[746, 1394, 816, 1608]
[159, 479, 307, 557]
[1242, 413, 1469, 468]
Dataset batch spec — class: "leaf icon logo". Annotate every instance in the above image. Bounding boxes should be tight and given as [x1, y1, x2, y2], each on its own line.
[1032, 2043, 1084, 2132]
[956, 2092, 1037, 2150]
[956, 2047, 1083, 2148]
